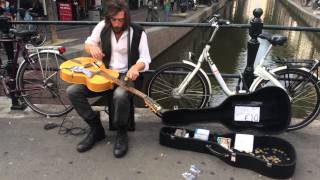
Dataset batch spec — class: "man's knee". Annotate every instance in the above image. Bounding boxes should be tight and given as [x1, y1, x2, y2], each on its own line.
[66, 85, 81, 100]
[113, 88, 130, 102]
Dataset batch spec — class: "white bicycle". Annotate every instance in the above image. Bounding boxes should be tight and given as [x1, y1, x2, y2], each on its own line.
[16, 44, 73, 117]
[147, 15, 320, 131]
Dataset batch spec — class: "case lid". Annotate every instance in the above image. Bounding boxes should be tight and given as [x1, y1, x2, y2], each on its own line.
[161, 86, 291, 134]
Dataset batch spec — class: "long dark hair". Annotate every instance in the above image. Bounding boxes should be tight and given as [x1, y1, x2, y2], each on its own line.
[104, 0, 131, 30]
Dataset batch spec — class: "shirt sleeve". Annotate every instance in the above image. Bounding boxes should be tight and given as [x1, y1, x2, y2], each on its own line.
[136, 31, 152, 71]
[85, 20, 105, 46]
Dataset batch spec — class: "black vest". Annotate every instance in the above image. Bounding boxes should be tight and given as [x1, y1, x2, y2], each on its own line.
[100, 23, 144, 69]
[100, 23, 145, 89]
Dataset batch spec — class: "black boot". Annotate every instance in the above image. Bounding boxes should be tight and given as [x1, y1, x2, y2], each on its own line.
[77, 112, 105, 153]
[113, 129, 128, 158]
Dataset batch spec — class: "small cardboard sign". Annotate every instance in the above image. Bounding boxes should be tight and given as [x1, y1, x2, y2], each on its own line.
[234, 134, 254, 153]
[234, 106, 260, 122]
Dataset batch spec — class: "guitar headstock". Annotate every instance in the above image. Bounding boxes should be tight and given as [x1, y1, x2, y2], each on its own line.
[144, 96, 162, 116]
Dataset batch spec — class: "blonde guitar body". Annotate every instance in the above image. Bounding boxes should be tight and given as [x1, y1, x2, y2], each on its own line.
[60, 57, 119, 92]
[60, 57, 163, 116]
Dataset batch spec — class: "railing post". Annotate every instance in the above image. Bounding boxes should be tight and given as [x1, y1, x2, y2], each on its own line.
[243, 8, 263, 87]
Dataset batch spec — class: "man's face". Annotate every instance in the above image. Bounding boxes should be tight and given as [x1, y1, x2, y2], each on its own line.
[110, 10, 125, 33]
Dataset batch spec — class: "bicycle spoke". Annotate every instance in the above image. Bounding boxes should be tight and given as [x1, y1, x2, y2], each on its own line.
[181, 95, 203, 101]
[22, 79, 42, 85]
[46, 87, 69, 108]
[292, 91, 317, 103]
[150, 83, 173, 93]
[152, 76, 176, 89]
[153, 96, 173, 102]
[188, 78, 203, 89]
[21, 89, 47, 97]
[183, 93, 209, 97]
[150, 90, 172, 96]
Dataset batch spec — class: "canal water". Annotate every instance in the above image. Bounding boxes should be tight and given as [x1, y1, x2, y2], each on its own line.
[146, 0, 320, 105]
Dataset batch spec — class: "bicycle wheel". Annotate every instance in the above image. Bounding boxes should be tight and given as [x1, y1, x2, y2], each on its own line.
[30, 25, 47, 46]
[300, 0, 310, 6]
[16, 52, 73, 117]
[255, 68, 320, 131]
[312, 2, 319, 10]
[147, 62, 210, 110]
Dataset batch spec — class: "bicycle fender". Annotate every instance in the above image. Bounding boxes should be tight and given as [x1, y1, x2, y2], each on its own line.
[182, 60, 212, 95]
[269, 66, 287, 73]
[39, 49, 60, 54]
[270, 66, 318, 80]
[28, 50, 60, 59]
[250, 65, 318, 91]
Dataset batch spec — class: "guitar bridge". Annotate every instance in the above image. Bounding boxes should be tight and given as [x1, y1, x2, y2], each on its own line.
[66, 66, 94, 78]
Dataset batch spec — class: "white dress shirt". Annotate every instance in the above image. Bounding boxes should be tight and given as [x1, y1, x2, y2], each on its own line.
[85, 21, 151, 73]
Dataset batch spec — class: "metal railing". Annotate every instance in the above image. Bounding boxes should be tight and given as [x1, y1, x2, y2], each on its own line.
[6, 8, 320, 83]
[9, 20, 320, 32]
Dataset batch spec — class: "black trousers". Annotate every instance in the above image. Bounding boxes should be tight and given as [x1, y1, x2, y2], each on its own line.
[66, 74, 133, 128]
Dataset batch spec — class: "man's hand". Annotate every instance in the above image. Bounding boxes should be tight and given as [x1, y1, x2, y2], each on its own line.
[84, 43, 105, 60]
[126, 62, 145, 81]
[126, 65, 140, 81]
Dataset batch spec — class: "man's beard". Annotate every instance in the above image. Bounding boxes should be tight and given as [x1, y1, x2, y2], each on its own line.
[112, 26, 124, 34]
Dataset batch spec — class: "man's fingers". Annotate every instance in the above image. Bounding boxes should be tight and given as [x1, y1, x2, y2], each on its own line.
[127, 71, 139, 81]
[90, 48, 105, 60]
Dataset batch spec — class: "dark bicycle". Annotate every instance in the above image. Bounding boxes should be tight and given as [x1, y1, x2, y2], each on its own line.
[0, 17, 72, 117]
[17, 8, 47, 46]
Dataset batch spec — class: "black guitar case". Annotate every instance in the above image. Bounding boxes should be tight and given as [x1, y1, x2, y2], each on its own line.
[161, 86, 291, 133]
[159, 127, 296, 179]
[159, 87, 296, 179]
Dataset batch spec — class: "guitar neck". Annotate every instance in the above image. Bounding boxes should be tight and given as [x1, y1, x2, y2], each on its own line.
[100, 69, 147, 99]
[91, 62, 162, 115]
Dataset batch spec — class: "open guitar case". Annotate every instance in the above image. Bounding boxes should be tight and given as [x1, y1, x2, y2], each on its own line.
[159, 86, 296, 179]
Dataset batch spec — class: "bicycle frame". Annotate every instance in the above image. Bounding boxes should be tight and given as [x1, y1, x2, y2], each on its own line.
[1, 34, 63, 93]
[249, 44, 286, 91]
[175, 19, 288, 101]
[23, 45, 63, 81]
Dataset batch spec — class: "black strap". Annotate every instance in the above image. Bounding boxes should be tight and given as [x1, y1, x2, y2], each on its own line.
[205, 144, 230, 158]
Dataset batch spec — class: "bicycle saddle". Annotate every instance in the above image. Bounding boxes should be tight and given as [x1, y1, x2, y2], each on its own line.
[11, 29, 37, 38]
[258, 33, 287, 46]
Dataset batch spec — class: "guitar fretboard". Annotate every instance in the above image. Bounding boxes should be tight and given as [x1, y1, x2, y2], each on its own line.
[99, 70, 147, 99]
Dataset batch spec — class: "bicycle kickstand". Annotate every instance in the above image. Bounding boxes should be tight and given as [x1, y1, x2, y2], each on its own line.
[237, 72, 249, 93]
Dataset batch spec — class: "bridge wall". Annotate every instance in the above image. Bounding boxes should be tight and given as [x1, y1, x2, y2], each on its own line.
[147, 0, 229, 59]
[279, 0, 320, 28]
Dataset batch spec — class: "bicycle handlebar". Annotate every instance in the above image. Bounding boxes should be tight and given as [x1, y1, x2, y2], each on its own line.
[208, 14, 230, 26]
[217, 19, 230, 25]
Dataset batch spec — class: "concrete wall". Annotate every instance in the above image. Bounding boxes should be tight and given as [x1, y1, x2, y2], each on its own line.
[146, 0, 228, 59]
[279, 0, 320, 28]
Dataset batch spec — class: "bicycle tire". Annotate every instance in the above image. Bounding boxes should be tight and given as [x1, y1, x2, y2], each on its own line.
[254, 68, 320, 131]
[16, 52, 73, 117]
[147, 62, 210, 110]
[300, 0, 309, 6]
